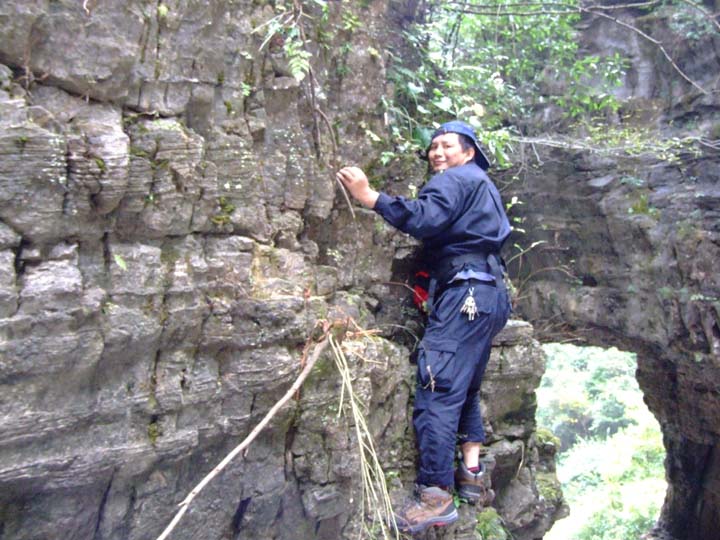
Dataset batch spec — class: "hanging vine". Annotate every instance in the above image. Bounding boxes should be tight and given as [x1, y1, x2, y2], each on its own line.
[253, 0, 355, 216]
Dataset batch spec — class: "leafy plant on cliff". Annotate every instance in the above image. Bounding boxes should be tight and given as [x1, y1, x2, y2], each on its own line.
[384, 0, 628, 167]
[666, 0, 719, 42]
[252, 0, 360, 209]
[382, 0, 716, 170]
[475, 507, 510, 539]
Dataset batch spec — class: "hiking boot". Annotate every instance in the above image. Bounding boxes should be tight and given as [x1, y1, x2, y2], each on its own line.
[393, 484, 458, 535]
[455, 460, 495, 506]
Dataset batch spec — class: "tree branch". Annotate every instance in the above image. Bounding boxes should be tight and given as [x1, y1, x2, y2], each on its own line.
[155, 327, 333, 540]
[446, 0, 661, 12]
[585, 7, 710, 94]
[675, 0, 720, 32]
[445, 0, 711, 94]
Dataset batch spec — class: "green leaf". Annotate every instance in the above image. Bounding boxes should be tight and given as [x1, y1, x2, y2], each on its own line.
[407, 82, 424, 95]
[113, 254, 128, 271]
[365, 129, 383, 143]
[411, 126, 434, 149]
[433, 95, 454, 112]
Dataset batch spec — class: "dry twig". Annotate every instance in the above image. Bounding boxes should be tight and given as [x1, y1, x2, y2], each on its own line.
[329, 334, 399, 538]
[155, 324, 333, 540]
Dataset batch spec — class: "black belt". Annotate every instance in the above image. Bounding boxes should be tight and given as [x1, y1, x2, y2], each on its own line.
[425, 252, 505, 313]
[430, 252, 500, 284]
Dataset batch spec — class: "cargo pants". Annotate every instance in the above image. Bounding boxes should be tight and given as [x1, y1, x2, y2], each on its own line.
[413, 275, 511, 488]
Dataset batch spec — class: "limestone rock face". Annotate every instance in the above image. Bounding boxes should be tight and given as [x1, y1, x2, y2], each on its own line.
[0, 2, 560, 540]
[506, 8, 720, 540]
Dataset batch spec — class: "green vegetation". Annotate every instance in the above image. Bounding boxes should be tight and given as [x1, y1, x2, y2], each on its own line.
[475, 507, 509, 540]
[113, 253, 128, 271]
[384, 0, 626, 167]
[536, 471, 564, 507]
[667, 0, 717, 41]
[538, 343, 665, 540]
[147, 418, 162, 445]
[628, 193, 660, 218]
[15, 135, 29, 149]
[94, 156, 107, 173]
[283, 30, 313, 81]
[372, 0, 712, 171]
[538, 344, 640, 449]
[254, 0, 332, 82]
[211, 196, 236, 226]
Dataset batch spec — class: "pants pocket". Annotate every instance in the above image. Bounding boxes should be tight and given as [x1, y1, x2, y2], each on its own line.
[467, 282, 498, 315]
[417, 339, 458, 392]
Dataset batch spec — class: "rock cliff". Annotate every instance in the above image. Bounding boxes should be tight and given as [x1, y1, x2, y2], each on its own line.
[0, 2, 562, 539]
[504, 6, 720, 540]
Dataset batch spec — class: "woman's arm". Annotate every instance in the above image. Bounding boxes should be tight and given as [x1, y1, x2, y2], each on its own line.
[335, 166, 379, 209]
[336, 166, 465, 239]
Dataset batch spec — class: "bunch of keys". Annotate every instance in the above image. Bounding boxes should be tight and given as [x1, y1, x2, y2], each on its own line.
[460, 287, 478, 321]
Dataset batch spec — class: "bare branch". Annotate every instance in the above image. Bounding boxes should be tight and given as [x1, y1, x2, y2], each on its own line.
[155, 328, 333, 540]
[589, 0, 659, 9]
[447, 7, 580, 16]
[446, 0, 711, 94]
[675, 0, 720, 32]
[585, 7, 710, 94]
[509, 134, 708, 161]
[697, 138, 720, 150]
[446, 0, 662, 13]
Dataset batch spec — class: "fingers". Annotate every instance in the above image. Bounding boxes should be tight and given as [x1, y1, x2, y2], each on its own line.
[334, 166, 378, 208]
[335, 168, 349, 183]
[336, 166, 366, 184]
[335, 167, 356, 182]
[336, 166, 366, 199]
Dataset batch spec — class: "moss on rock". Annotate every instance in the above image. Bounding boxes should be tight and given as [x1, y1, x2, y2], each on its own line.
[536, 471, 564, 506]
[475, 507, 509, 540]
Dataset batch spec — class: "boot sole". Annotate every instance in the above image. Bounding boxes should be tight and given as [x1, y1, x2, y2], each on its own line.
[398, 508, 459, 535]
[457, 486, 495, 505]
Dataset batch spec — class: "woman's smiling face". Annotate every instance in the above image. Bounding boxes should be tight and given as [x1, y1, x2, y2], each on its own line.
[427, 132, 475, 172]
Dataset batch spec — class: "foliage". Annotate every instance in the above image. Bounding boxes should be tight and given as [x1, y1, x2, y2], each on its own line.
[559, 448, 665, 540]
[544, 397, 593, 450]
[113, 254, 128, 271]
[537, 344, 642, 449]
[254, 1, 327, 83]
[628, 192, 660, 218]
[536, 471, 565, 506]
[577, 495, 661, 540]
[211, 196, 236, 226]
[475, 507, 509, 540]
[581, 123, 701, 162]
[538, 344, 666, 540]
[590, 392, 633, 437]
[666, 0, 718, 42]
[283, 28, 312, 81]
[383, 0, 628, 167]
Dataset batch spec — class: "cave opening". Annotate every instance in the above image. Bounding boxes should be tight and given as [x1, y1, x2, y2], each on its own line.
[536, 343, 666, 540]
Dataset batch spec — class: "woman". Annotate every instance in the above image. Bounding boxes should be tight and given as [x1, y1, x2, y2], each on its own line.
[336, 120, 511, 534]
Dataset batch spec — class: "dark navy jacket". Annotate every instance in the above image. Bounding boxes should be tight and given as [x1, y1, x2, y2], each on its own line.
[373, 162, 511, 263]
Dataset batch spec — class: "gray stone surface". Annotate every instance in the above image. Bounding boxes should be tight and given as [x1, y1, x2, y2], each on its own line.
[0, 2, 560, 539]
[507, 8, 720, 539]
